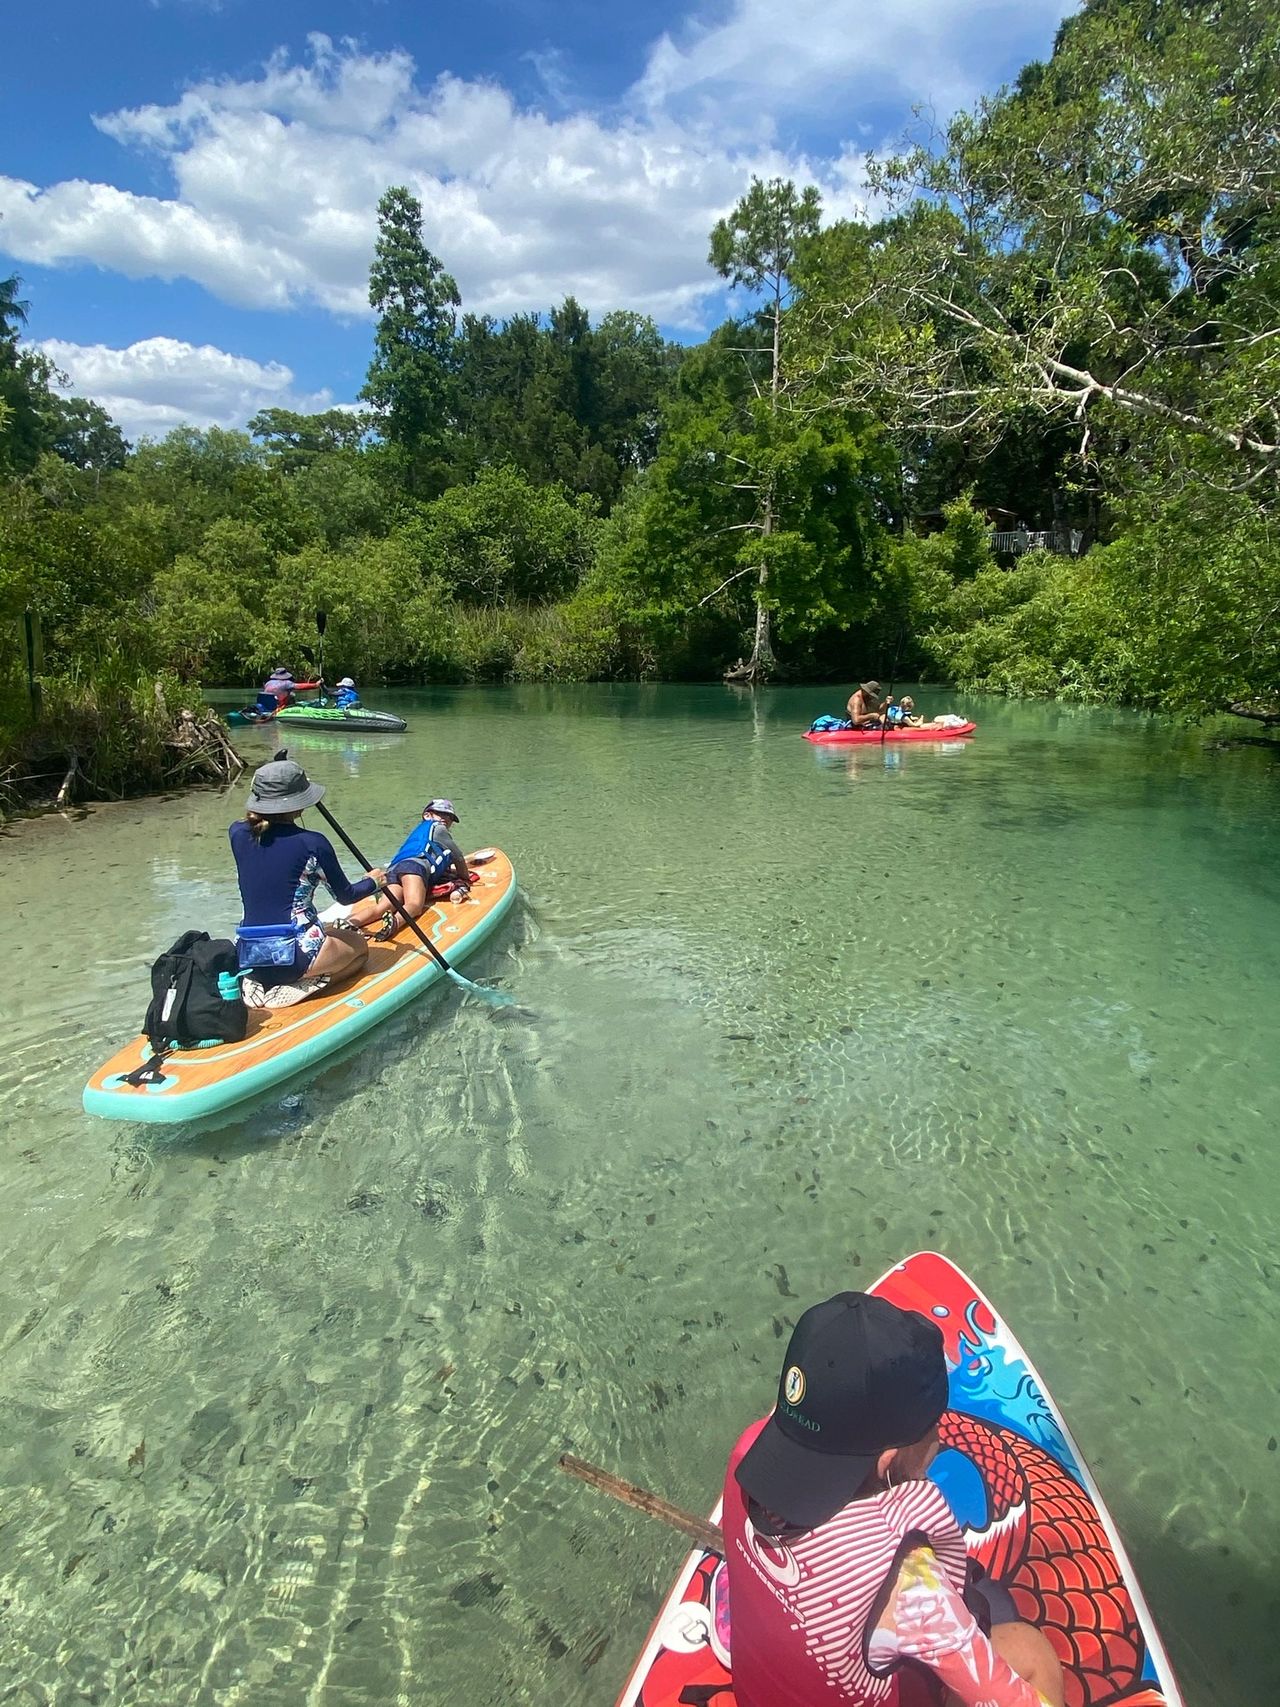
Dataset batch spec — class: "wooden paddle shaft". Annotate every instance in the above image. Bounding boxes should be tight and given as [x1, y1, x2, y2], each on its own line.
[558, 1454, 723, 1553]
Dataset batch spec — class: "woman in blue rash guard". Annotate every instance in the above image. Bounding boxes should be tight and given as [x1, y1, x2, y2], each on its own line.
[230, 753, 387, 992]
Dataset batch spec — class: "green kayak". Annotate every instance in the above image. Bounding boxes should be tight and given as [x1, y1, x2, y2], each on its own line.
[275, 704, 407, 732]
[222, 704, 408, 732]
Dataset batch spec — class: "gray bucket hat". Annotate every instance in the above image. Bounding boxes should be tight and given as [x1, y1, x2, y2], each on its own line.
[246, 753, 325, 815]
[424, 797, 458, 821]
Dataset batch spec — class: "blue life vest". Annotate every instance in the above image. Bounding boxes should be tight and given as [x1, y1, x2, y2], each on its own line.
[885, 704, 908, 726]
[390, 818, 450, 877]
[336, 687, 360, 708]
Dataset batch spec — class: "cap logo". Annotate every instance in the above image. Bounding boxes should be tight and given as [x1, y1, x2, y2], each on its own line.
[783, 1365, 806, 1406]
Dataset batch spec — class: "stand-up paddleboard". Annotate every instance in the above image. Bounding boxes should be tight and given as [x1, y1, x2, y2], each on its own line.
[803, 721, 977, 744]
[83, 851, 516, 1124]
[615, 1251, 1181, 1707]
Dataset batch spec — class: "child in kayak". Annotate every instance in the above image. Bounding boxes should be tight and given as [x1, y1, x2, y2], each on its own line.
[336, 798, 472, 940]
[334, 676, 360, 709]
[888, 697, 970, 731]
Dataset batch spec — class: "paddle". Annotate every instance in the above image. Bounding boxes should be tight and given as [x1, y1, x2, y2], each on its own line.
[315, 608, 327, 699]
[880, 620, 907, 747]
[314, 799, 514, 1007]
[558, 1454, 723, 1552]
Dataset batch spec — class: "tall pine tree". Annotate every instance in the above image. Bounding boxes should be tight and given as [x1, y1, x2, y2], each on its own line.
[361, 187, 460, 495]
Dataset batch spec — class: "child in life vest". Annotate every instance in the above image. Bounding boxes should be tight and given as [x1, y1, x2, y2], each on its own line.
[328, 798, 472, 940]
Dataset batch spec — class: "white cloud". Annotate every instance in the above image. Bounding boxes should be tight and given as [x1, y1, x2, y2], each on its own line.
[0, 35, 869, 332]
[634, 0, 1071, 120]
[37, 336, 336, 440]
[0, 10, 1071, 332]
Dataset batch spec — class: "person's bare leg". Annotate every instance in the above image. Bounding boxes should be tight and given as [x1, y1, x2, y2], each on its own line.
[395, 872, 429, 919]
[939, 1624, 1065, 1706]
[343, 887, 399, 928]
[308, 926, 369, 981]
[989, 1622, 1064, 1705]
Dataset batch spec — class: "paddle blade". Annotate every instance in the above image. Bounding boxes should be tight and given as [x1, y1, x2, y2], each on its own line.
[446, 968, 515, 1007]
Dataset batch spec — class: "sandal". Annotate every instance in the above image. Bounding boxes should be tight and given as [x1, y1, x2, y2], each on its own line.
[372, 911, 399, 942]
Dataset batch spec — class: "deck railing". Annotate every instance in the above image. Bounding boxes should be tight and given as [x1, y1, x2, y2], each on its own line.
[990, 528, 1084, 557]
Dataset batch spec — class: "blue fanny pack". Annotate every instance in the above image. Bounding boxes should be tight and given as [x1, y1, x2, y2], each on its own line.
[236, 922, 300, 970]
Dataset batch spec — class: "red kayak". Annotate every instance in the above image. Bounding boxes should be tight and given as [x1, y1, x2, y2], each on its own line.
[803, 721, 976, 744]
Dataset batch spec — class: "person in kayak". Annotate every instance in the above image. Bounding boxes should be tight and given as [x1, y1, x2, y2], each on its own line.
[721, 1293, 1065, 1707]
[256, 667, 296, 713]
[889, 697, 970, 732]
[846, 680, 886, 728]
[339, 798, 471, 940]
[230, 754, 387, 991]
[334, 676, 361, 709]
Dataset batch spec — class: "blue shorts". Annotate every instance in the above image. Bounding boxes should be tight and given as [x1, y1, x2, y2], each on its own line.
[387, 857, 440, 884]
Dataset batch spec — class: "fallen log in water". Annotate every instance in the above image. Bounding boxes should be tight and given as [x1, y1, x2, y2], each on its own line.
[1227, 699, 1280, 727]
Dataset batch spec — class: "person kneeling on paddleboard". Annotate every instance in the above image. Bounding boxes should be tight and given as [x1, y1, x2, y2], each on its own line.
[231, 754, 387, 1001]
[721, 1294, 1065, 1707]
[337, 798, 471, 941]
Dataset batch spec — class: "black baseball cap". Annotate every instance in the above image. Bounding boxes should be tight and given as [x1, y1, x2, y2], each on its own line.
[734, 1291, 948, 1529]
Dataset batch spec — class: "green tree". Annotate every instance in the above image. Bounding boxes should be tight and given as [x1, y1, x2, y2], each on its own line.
[406, 464, 598, 606]
[0, 276, 59, 474]
[249, 406, 368, 473]
[707, 177, 823, 679]
[361, 186, 461, 494]
[450, 302, 677, 506]
[43, 396, 129, 474]
[588, 324, 888, 678]
[801, 0, 1280, 488]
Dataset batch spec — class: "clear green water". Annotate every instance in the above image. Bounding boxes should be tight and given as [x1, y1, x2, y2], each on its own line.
[1, 685, 1277, 1707]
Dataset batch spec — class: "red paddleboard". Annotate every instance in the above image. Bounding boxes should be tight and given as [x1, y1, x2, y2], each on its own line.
[613, 1252, 1180, 1707]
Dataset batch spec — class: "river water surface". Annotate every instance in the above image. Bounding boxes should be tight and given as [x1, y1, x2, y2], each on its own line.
[1, 685, 1276, 1707]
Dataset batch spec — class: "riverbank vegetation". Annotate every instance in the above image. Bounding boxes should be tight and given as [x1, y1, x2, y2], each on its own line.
[2, 0, 1276, 800]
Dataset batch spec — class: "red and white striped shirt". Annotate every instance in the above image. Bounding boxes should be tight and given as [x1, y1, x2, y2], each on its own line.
[722, 1418, 970, 1707]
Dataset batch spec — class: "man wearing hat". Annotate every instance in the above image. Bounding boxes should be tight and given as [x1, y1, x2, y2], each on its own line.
[846, 680, 886, 728]
[721, 1293, 1064, 1706]
[337, 798, 471, 940]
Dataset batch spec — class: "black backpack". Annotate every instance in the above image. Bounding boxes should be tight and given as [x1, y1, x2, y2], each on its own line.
[142, 930, 247, 1051]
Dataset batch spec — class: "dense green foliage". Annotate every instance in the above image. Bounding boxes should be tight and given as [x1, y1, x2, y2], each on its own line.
[790, 0, 1280, 712]
[5, 0, 1280, 805]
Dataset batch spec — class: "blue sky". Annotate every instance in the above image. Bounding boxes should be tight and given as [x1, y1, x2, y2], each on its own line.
[1, 0, 1075, 439]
